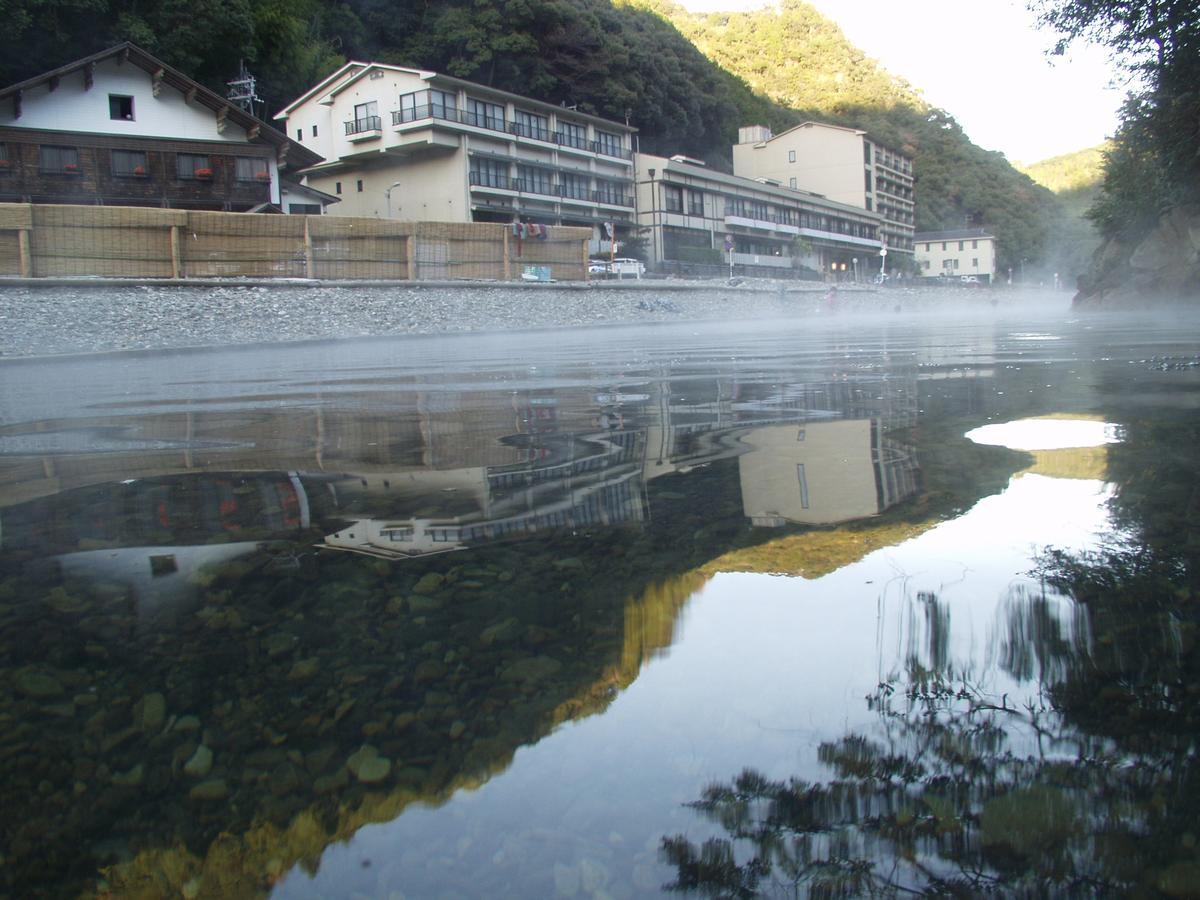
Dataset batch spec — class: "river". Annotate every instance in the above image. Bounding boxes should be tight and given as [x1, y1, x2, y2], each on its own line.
[1, 301, 1198, 898]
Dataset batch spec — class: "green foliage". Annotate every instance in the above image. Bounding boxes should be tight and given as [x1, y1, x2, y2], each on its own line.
[1017, 144, 1108, 194]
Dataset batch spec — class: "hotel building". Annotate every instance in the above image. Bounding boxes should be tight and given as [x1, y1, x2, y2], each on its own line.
[732, 122, 915, 266]
[274, 63, 637, 249]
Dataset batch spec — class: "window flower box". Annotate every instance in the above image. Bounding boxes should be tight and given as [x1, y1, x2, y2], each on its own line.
[255, 171, 270, 181]
[63, 163, 80, 174]
[194, 167, 213, 179]
[0, 159, 10, 169]
[132, 165, 146, 176]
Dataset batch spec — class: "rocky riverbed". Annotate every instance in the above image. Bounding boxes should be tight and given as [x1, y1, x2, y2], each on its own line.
[0, 278, 1004, 358]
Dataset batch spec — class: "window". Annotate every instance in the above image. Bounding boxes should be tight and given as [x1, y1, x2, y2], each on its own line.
[429, 89, 456, 119]
[235, 157, 270, 181]
[0, 142, 8, 170]
[516, 164, 552, 195]
[335, 182, 342, 195]
[350, 101, 380, 133]
[467, 98, 504, 131]
[688, 190, 704, 216]
[863, 142, 872, 164]
[296, 129, 302, 141]
[865, 197, 872, 211]
[972, 257, 978, 267]
[556, 121, 587, 150]
[864, 170, 873, 192]
[288, 203, 322, 214]
[663, 184, 683, 213]
[789, 177, 797, 189]
[594, 130, 623, 157]
[513, 109, 550, 141]
[312, 125, 318, 137]
[558, 170, 589, 200]
[595, 178, 624, 205]
[470, 156, 509, 189]
[109, 95, 134, 121]
[356, 179, 363, 192]
[972, 239, 978, 249]
[958, 240, 964, 251]
[941, 242, 947, 251]
[175, 153, 210, 179]
[112, 149, 148, 176]
[788, 150, 796, 163]
[40, 145, 80, 173]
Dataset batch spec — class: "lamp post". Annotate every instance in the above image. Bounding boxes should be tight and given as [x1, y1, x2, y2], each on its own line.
[852, 257, 858, 283]
[384, 181, 402, 219]
[647, 168, 657, 273]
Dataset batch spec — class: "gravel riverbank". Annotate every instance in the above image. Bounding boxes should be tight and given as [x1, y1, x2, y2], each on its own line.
[0, 278, 994, 358]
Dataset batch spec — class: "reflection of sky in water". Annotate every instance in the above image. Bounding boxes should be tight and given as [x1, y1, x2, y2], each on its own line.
[275, 472, 1113, 899]
[965, 418, 1122, 450]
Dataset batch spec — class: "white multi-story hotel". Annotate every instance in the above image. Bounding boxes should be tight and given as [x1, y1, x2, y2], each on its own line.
[732, 122, 915, 263]
[274, 63, 636, 247]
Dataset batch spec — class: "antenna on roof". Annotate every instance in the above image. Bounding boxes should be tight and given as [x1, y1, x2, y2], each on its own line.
[227, 61, 262, 117]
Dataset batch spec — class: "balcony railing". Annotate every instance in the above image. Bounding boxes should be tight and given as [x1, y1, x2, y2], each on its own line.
[591, 140, 632, 160]
[555, 131, 590, 151]
[469, 171, 510, 189]
[559, 184, 591, 201]
[392, 104, 462, 127]
[512, 177, 554, 195]
[593, 190, 633, 207]
[345, 116, 382, 135]
[508, 121, 552, 143]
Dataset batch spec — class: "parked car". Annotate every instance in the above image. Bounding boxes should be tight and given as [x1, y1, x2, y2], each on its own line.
[960, 275, 981, 285]
[610, 258, 645, 278]
[588, 259, 610, 274]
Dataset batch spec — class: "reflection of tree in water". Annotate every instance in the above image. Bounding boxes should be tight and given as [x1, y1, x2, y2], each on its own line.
[661, 668, 1194, 897]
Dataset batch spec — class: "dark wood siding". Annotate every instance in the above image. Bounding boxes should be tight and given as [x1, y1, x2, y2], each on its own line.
[0, 129, 273, 210]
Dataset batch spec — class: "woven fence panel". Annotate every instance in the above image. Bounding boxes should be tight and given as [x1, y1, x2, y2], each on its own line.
[31, 205, 179, 277]
[182, 211, 307, 278]
[0, 230, 19, 276]
[0, 203, 33, 230]
[509, 226, 589, 282]
[310, 216, 412, 280]
[416, 222, 506, 280]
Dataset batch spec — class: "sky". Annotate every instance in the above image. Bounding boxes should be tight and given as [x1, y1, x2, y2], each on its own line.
[677, 0, 1128, 163]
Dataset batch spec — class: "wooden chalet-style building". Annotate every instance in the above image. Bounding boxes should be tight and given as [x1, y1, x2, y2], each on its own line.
[0, 43, 324, 212]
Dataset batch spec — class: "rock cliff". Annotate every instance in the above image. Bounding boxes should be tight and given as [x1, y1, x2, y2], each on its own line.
[1074, 204, 1200, 307]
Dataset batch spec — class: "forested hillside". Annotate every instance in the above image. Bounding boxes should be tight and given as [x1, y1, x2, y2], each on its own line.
[0, 0, 1073, 273]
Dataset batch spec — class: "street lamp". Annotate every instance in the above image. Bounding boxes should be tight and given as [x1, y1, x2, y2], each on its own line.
[647, 168, 657, 272]
[852, 257, 858, 283]
[384, 181, 402, 218]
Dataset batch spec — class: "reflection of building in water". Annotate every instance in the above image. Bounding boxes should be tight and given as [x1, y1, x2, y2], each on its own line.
[737, 420, 920, 526]
[324, 431, 647, 558]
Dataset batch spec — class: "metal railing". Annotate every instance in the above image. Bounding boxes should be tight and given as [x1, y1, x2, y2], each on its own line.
[345, 116, 382, 135]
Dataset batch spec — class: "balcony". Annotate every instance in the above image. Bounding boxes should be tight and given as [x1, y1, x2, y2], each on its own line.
[555, 131, 591, 152]
[345, 116, 382, 141]
[512, 177, 555, 197]
[591, 140, 632, 161]
[559, 184, 591, 203]
[593, 190, 633, 208]
[507, 121, 553, 144]
[469, 171, 513, 192]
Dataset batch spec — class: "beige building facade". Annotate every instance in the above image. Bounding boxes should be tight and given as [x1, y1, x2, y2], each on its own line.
[636, 152, 884, 279]
[732, 122, 914, 265]
[914, 228, 996, 282]
[274, 63, 636, 247]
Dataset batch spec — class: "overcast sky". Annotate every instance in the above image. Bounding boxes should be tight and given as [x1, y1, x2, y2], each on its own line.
[678, 0, 1127, 162]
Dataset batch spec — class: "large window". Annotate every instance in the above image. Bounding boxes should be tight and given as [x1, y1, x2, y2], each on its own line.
[556, 121, 587, 150]
[688, 191, 705, 216]
[512, 110, 550, 142]
[559, 171, 589, 201]
[111, 149, 148, 176]
[467, 98, 504, 131]
[594, 130, 623, 157]
[348, 101, 380, 134]
[175, 153, 211, 179]
[398, 90, 457, 123]
[40, 145, 79, 173]
[235, 157, 270, 181]
[0, 142, 11, 172]
[663, 184, 683, 214]
[516, 164, 552, 195]
[469, 156, 509, 189]
[595, 178, 625, 205]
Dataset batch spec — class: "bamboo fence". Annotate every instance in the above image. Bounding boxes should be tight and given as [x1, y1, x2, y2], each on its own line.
[0, 204, 589, 282]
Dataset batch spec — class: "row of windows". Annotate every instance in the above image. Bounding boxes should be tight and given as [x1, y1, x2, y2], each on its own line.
[469, 157, 629, 201]
[0, 145, 271, 180]
[723, 195, 878, 240]
[919, 258, 982, 270]
[302, 89, 628, 156]
[922, 239, 983, 251]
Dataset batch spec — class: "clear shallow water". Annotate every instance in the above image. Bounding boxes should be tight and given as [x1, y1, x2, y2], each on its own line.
[2, 308, 1200, 898]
